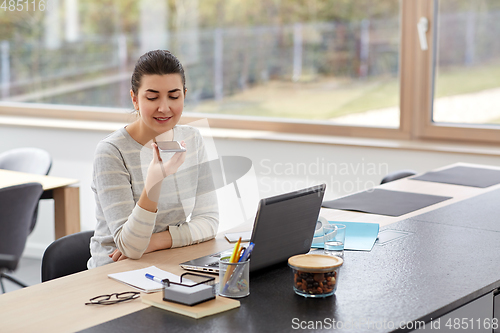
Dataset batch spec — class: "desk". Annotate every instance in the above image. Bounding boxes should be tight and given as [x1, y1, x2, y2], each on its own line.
[319, 162, 500, 228]
[0, 169, 80, 239]
[1, 162, 499, 333]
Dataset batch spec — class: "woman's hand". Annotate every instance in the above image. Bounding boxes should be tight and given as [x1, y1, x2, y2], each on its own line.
[146, 231, 173, 253]
[144, 141, 186, 202]
[109, 231, 172, 261]
[109, 249, 128, 262]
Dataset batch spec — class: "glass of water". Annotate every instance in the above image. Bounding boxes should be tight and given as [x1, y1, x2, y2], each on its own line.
[323, 224, 346, 258]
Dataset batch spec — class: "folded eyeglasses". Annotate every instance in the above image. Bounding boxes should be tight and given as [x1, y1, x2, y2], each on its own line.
[85, 291, 140, 305]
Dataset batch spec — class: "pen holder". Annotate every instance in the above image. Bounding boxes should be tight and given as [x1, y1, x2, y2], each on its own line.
[218, 256, 250, 298]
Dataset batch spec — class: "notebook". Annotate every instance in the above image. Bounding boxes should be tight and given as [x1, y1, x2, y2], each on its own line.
[108, 266, 185, 293]
[224, 231, 252, 243]
[180, 184, 326, 273]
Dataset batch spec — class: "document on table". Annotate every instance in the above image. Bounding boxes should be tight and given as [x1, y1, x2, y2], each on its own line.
[108, 266, 182, 293]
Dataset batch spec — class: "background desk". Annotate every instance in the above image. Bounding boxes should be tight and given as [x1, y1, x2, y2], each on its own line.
[1, 163, 499, 332]
[0, 169, 80, 239]
[319, 162, 499, 228]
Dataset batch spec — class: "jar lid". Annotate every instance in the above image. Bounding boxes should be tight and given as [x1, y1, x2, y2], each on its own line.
[288, 254, 343, 272]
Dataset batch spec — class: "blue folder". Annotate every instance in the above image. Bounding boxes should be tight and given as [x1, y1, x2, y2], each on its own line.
[311, 221, 379, 251]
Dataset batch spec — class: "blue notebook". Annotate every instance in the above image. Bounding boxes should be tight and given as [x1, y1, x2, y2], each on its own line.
[311, 221, 379, 251]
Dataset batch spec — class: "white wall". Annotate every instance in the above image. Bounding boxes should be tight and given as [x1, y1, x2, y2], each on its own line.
[1, 123, 499, 258]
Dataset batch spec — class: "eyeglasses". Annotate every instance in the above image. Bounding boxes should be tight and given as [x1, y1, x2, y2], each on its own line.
[85, 291, 140, 305]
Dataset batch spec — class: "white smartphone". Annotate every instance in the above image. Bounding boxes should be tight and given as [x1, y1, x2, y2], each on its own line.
[156, 141, 186, 152]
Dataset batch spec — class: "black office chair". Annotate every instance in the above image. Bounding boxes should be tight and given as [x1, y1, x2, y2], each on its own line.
[41, 230, 94, 282]
[0, 183, 44, 293]
[0, 147, 52, 234]
[380, 169, 417, 185]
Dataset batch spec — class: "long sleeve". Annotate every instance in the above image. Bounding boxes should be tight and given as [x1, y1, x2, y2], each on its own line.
[92, 141, 156, 259]
[169, 129, 219, 248]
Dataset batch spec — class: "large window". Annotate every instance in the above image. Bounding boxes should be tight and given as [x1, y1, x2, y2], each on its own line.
[0, 0, 400, 127]
[188, 2, 401, 129]
[0, 0, 499, 144]
[433, 0, 500, 126]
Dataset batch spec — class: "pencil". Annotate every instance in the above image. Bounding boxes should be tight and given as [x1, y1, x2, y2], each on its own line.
[229, 237, 242, 263]
[222, 237, 242, 288]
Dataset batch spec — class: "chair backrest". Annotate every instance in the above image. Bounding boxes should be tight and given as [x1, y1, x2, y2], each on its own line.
[0, 183, 44, 271]
[380, 169, 417, 185]
[0, 148, 52, 234]
[41, 230, 94, 282]
[0, 147, 52, 175]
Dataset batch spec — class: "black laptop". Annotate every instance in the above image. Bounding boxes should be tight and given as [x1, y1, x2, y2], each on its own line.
[180, 184, 326, 273]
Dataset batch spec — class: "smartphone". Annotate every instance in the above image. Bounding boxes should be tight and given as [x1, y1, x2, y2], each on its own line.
[156, 141, 186, 152]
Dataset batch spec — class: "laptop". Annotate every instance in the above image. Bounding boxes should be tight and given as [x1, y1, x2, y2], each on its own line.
[180, 183, 326, 273]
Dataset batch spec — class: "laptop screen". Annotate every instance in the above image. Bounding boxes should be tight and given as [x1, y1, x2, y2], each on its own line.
[248, 184, 326, 272]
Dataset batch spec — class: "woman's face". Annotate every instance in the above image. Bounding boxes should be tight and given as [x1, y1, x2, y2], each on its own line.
[131, 74, 185, 137]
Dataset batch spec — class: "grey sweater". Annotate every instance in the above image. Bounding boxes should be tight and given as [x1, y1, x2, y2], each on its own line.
[88, 125, 219, 268]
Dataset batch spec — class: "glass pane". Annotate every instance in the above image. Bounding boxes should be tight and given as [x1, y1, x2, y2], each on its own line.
[0, 0, 400, 128]
[433, 0, 500, 126]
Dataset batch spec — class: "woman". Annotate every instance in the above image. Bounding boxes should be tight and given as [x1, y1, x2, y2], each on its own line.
[88, 50, 219, 268]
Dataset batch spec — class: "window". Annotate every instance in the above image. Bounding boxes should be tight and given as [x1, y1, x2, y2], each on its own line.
[0, 0, 498, 144]
[433, 0, 500, 127]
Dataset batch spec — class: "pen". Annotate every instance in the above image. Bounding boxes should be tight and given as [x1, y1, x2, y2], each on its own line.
[145, 273, 164, 284]
[238, 242, 254, 262]
[238, 247, 246, 261]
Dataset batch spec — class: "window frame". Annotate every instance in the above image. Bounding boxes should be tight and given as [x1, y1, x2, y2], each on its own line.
[415, 0, 500, 144]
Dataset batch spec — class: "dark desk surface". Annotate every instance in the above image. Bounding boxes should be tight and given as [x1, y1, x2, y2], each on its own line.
[81, 188, 500, 333]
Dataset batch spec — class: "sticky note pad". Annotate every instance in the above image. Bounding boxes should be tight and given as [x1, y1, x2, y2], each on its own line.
[163, 282, 215, 306]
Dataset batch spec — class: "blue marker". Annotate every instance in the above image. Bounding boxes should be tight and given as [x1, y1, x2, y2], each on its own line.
[145, 273, 164, 284]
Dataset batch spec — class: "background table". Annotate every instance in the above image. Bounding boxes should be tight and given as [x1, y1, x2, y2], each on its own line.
[0, 169, 80, 238]
[320, 162, 500, 228]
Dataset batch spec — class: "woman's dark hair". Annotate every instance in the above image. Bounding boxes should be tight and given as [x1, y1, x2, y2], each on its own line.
[131, 50, 186, 95]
